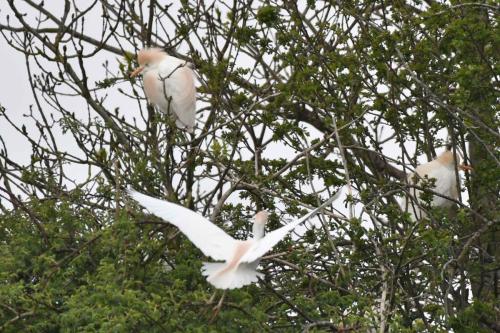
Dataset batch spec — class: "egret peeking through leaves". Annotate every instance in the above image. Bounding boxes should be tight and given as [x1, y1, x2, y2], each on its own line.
[405, 146, 472, 219]
[128, 189, 340, 289]
[130, 48, 196, 133]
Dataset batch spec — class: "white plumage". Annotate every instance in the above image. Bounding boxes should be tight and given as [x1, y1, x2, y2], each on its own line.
[131, 48, 196, 133]
[405, 149, 471, 219]
[128, 190, 339, 289]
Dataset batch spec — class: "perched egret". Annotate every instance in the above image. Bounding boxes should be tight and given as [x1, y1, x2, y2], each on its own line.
[405, 147, 472, 219]
[128, 189, 339, 289]
[130, 48, 196, 133]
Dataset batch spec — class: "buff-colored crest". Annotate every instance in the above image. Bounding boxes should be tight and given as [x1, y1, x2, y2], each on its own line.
[136, 48, 167, 66]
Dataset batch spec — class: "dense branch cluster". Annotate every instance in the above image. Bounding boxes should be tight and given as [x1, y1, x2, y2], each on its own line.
[0, 1, 498, 332]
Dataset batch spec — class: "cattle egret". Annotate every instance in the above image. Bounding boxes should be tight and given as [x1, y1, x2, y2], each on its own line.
[130, 48, 196, 133]
[128, 189, 340, 289]
[405, 147, 472, 219]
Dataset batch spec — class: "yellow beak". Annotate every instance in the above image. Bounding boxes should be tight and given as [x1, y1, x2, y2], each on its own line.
[130, 66, 144, 78]
[459, 164, 473, 172]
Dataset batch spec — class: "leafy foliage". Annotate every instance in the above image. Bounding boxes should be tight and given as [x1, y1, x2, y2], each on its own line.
[0, 1, 498, 332]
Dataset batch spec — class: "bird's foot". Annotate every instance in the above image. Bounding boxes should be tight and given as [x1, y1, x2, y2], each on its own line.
[208, 291, 226, 323]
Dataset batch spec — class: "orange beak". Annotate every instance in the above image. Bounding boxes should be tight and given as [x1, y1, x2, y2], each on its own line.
[459, 164, 473, 172]
[130, 66, 144, 78]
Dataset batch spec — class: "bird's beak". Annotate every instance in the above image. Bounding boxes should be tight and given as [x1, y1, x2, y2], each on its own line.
[130, 66, 144, 78]
[459, 164, 473, 172]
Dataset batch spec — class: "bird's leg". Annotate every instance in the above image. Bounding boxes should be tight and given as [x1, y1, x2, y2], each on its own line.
[201, 290, 218, 317]
[205, 291, 217, 305]
[209, 290, 226, 323]
[215, 291, 226, 310]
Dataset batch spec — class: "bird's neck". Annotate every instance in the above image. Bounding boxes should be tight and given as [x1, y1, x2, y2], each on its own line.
[252, 223, 265, 240]
[142, 66, 156, 76]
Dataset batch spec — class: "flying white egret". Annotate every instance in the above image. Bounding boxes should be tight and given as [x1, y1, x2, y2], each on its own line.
[130, 48, 196, 133]
[128, 189, 340, 289]
[405, 147, 472, 219]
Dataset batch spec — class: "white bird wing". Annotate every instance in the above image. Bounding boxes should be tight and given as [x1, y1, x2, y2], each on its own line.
[157, 60, 196, 130]
[426, 166, 457, 206]
[240, 191, 342, 263]
[128, 190, 237, 261]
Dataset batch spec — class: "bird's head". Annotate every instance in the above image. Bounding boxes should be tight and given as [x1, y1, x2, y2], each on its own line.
[130, 48, 167, 77]
[441, 146, 473, 172]
[254, 211, 269, 225]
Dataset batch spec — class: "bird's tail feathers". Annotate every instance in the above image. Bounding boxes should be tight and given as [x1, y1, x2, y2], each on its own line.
[202, 262, 263, 290]
[201, 262, 225, 277]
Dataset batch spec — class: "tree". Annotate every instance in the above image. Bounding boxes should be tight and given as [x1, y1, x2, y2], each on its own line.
[0, 1, 498, 331]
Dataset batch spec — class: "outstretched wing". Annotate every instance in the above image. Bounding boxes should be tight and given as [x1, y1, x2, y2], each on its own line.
[128, 190, 236, 261]
[240, 191, 342, 263]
